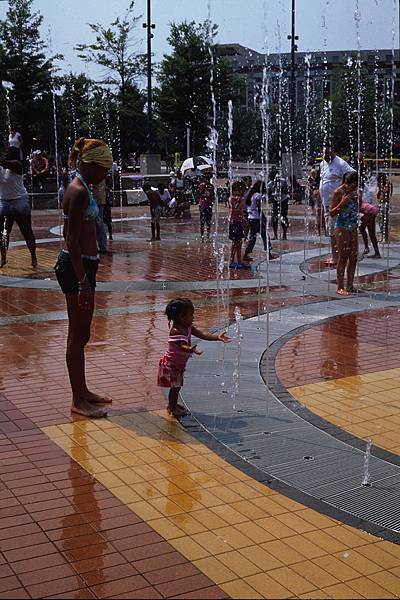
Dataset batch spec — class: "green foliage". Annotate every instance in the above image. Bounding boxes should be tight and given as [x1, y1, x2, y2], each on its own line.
[0, 0, 60, 148]
[154, 20, 236, 156]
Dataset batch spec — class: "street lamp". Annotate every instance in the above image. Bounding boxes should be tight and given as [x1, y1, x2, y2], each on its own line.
[287, 0, 299, 133]
[143, 0, 156, 154]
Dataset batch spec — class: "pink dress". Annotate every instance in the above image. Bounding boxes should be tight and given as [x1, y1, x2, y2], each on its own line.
[157, 327, 192, 388]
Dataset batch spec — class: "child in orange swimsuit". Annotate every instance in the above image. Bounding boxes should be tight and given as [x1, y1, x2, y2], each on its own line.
[158, 298, 230, 417]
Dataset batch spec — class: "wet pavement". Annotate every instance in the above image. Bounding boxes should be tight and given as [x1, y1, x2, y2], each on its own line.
[2, 199, 400, 598]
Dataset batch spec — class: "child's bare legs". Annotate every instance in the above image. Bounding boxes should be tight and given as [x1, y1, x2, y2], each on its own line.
[167, 387, 187, 417]
[236, 241, 242, 264]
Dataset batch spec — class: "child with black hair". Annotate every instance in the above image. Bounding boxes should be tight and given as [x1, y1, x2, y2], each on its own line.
[158, 298, 230, 417]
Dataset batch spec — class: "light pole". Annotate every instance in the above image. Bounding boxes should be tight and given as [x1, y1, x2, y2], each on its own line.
[287, 0, 298, 133]
[143, 0, 156, 154]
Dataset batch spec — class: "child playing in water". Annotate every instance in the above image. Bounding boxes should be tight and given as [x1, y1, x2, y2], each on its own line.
[229, 180, 249, 269]
[158, 298, 230, 417]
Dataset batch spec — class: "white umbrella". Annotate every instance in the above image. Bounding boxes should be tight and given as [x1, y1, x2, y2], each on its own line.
[180, 156, 213, 173]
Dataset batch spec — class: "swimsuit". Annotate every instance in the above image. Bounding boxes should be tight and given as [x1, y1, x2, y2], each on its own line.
[335, 196, 358, 231]
[63, 172, 99, 222]
[158, 327, 192, 388]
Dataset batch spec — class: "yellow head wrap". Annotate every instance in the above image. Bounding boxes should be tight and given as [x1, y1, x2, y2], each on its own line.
[69, 138, 113, 170]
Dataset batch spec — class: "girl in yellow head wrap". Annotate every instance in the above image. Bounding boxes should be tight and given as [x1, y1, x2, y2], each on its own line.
[69, 137, 113, 171]
[54, 137, 114, 419]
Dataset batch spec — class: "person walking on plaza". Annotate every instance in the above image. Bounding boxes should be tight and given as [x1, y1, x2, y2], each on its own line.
[243, 180, 273, 261]
[143, 183, 161, 241]
[229, 180, 249, 269]
[31, 150, 49, 192]
[320, 146, 354, 265]
[198, 175, 215, 241]
[268, 170, 289, 241]
[330, 171, 360, 296]
[8, 128, 23, 161]
[92, 178, 108, 254]
[0, 146, 37, 269]
[54, 137, 113, 418]
[360, 200, 380, 258]
[377, 172, 393, 243]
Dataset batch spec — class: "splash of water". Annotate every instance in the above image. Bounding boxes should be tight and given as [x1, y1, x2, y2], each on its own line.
[362, 438, 372, 486]
[231, 306, 242, 410]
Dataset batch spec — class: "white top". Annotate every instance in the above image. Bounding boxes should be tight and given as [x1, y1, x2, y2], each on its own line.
[0, 166, 27, 200]
[247, 192, 261, 220]
[8, 132, 22, 149]
[159, 189, 171, 203]
[319, 156, 354, 207]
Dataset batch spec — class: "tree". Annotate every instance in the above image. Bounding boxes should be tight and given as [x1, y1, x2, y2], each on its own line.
[155, 20, 236, 157]
[75, 1, 146, 155]
[0, 0, 58, 149]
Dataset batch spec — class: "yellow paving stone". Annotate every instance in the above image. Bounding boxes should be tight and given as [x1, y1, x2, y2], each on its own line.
[188, 471, 220, 488]
[193, 556, 236, 584]
[347, 576, 396, 599]
[245, 573, 292, 599]
[132, 481, 164, 500]
[191, 508, 229, 530]
[218, 550, 262, 578]
[213, 526, 254, 550]
[148, 517, 186, 540]
[276, 512, 317, 534]
[206, 468, 240, 485]
[324, 525, 374, 548]
[170, 536, 211, 561]
[231, 500, 270, 520]
[111, 485, 142, 504]
[368, 571, 400, 596]
[112, 467, 145, 484]
[192, 530, 234, 555]
[189, 488, 225, 508]
[127, 501, 164, 521]
[168, 492, 204, 512]
[255, 516, 297, 539]
[333, 550, 382, 576]
[209, 485, 244, 504]
[235, 521, 276, 544]
[284, 533, 331, 560]
[260, 540, 307, 565]
[148, 496, 184, 516]
[318, 583, 364, 599]
[238, 545, 284, 571]
[291, 560, 340, 589]
[168, 513, 207, 535]
[304, 530, 348, 554]
[299, 591, 329, 599]
[210, 504, 248, 525]
[268, 566, 317, 595]
[313, 554, 363, 582]
[250, 495, 288, 515]
[356, 544, 400, 569]
[226, 481, 264, 499]
[296, 508, 339, 529]
[220, 579, 263, 599]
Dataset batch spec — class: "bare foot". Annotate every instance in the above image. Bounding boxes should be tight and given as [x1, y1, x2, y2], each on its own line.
[71, 400, 107, 418]
[167, 404, 188, 418]
[83, 391, 113, 405]
[347, 286, 358, 294]
[31, 257, 38, 268]
[336, 288, 350, 296]
[371, 254, 381, 259]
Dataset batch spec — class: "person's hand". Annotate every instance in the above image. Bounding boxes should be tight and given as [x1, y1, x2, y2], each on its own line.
[78, 284, 93, 311]
[192, 345, 203, 356]
[218, 332, 231, 343]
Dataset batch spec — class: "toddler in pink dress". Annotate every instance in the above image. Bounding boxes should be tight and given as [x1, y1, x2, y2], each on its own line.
[158, 298, 230, 417]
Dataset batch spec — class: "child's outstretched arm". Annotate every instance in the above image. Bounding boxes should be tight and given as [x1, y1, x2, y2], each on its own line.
[174, 341, 203, 356]
[192, 326, 231, 343]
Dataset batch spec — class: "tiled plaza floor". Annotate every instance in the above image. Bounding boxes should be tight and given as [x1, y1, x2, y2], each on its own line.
[2, 199, 400, 598]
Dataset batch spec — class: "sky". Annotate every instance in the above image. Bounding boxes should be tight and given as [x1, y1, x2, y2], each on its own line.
[0, 0, 399, 77]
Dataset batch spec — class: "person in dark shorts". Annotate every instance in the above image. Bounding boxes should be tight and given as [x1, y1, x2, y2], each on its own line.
[229, 180, 250, 269]
[197, 176, 215, 241]
[54, 137, 113, 419]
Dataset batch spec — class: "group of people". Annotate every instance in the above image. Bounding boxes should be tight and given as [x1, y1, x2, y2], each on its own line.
[0, 132, 396, 420]
[316, 146, 393, 296]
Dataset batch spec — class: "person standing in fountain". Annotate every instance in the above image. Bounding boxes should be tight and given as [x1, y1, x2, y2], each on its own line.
[330, 171, 360, 296]
[54, 138, 113, 418]
[143, 183, 162, 241]
[320, 146, 354, 265]
[0, 146, 37, 269]
[229, 180, 249, 269]
[198, 175, 215, 241]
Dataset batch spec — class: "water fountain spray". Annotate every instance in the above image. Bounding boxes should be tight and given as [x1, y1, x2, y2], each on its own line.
[231, 306, 242, 410]
[362, 438, 372, 486]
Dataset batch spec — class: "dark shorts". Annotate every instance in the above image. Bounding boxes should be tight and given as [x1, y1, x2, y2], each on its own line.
[200, 206, 213, 225]
[55, 251, 99, 294]
[229, 222, 244, 241]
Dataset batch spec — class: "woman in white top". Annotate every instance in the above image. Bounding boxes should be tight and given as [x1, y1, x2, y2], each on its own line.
[0, 146, 37, 268]
[8, 130, 23, 160]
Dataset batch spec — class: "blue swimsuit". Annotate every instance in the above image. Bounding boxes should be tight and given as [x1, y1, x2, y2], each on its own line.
[63, 172, 99, 221]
